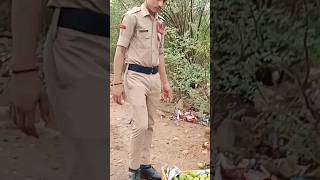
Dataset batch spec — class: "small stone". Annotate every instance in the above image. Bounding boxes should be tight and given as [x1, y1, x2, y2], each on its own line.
[202, 142, 209, 149]
[182, 150, 189, 156]
[116, 160, 123, 164]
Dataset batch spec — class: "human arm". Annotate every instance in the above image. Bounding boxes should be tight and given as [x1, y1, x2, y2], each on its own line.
[158, 53, 172, 102]
[9, 0, 49, 138]
[111, 13, 135, 105]
[112, 45, 126, 105]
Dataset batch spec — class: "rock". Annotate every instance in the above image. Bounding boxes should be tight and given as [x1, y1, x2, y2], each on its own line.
[277, 158, 300, 178]
[243, 169, 269, 180]
[236, 159, 250, 168]
[215, 119, 236, 152]
[202, 142, 209, 149]
[222, 168, 245, 180]
[182, 150, 189, 156]
[259, 159, 278, 175]
[197, 162, 205, 169]
[116, 159, 123, 164]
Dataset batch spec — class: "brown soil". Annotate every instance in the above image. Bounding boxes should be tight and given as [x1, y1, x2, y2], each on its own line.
[110, 98, 210, 179]
[0, 97, 209, 180]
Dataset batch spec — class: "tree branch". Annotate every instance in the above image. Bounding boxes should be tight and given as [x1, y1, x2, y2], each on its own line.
[276, 64, 320, 126]
[302, 0, 310, 88]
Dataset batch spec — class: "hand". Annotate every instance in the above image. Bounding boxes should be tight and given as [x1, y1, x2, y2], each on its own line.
[112, 83, 125, 105]
[161, 83, 173, 103]
[8, 71, 50, 138]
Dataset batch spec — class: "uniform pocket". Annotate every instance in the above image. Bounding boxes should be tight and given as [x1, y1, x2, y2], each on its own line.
[125, 71, 143, 90]
[136, 29, 151, 48]
[154, 73, 162, 91]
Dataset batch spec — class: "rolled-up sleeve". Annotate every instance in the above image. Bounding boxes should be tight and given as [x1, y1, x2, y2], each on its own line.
[116, 14, 136, 48]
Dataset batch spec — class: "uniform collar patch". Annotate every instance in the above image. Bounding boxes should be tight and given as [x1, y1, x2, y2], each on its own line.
[156, 21, 165, 35]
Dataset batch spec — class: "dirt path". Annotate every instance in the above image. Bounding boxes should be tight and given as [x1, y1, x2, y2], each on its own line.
[110, 98, 210, 179]
[0, 96, 209, 180]
[0, 107, 66, 180]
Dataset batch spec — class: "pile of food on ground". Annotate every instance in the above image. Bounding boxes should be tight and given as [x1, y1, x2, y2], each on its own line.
[161, 165, 210, 180]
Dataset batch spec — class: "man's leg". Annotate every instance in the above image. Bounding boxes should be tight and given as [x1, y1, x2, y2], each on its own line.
[124, 72, 150, 179]
[43, 8, 108, 180]
[126, 86, 148, 170]
[61, 137, 107, 180]
[140, 73, 162, 179]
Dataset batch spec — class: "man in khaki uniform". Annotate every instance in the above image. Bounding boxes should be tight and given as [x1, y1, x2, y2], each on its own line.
[112, 0, 172, 179]
[10, 0, 108, 179]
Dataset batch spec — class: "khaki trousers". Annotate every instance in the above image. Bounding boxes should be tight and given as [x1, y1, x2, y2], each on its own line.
[124, 69, 161, 169]
[43, 8, 108, 179]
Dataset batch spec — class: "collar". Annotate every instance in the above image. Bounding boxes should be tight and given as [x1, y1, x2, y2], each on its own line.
[141, 3, 159, 19]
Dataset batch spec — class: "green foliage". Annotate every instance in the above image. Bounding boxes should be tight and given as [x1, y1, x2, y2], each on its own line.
[110, 0, 128, 68]
[0, 0, 11, 32]
[213, 0, 320, 99]
[213, 0, 320, 164]
[163, 0, 210, 113]
[165, 27, 210, 113]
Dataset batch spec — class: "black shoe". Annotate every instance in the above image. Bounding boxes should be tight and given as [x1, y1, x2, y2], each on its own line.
[129, 168, 141, 180]
[140, 164, 161, 180]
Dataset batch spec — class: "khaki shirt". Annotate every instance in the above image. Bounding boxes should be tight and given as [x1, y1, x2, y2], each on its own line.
[117, 3, 165, 67]
[47, 0, 108, 14]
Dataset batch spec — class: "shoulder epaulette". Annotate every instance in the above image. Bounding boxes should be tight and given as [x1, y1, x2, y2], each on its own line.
[126, 6, 141, 15]
[158, 15, 165, 21]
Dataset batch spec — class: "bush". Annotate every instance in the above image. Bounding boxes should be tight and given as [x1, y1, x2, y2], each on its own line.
[0, 1, 11, 32]
[212, 0, 320, 164]
[165, 27, 210, 113]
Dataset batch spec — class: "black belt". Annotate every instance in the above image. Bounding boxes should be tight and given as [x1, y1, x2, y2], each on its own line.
[128, 64, 159, 74]
[58, 7, 109, 37]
